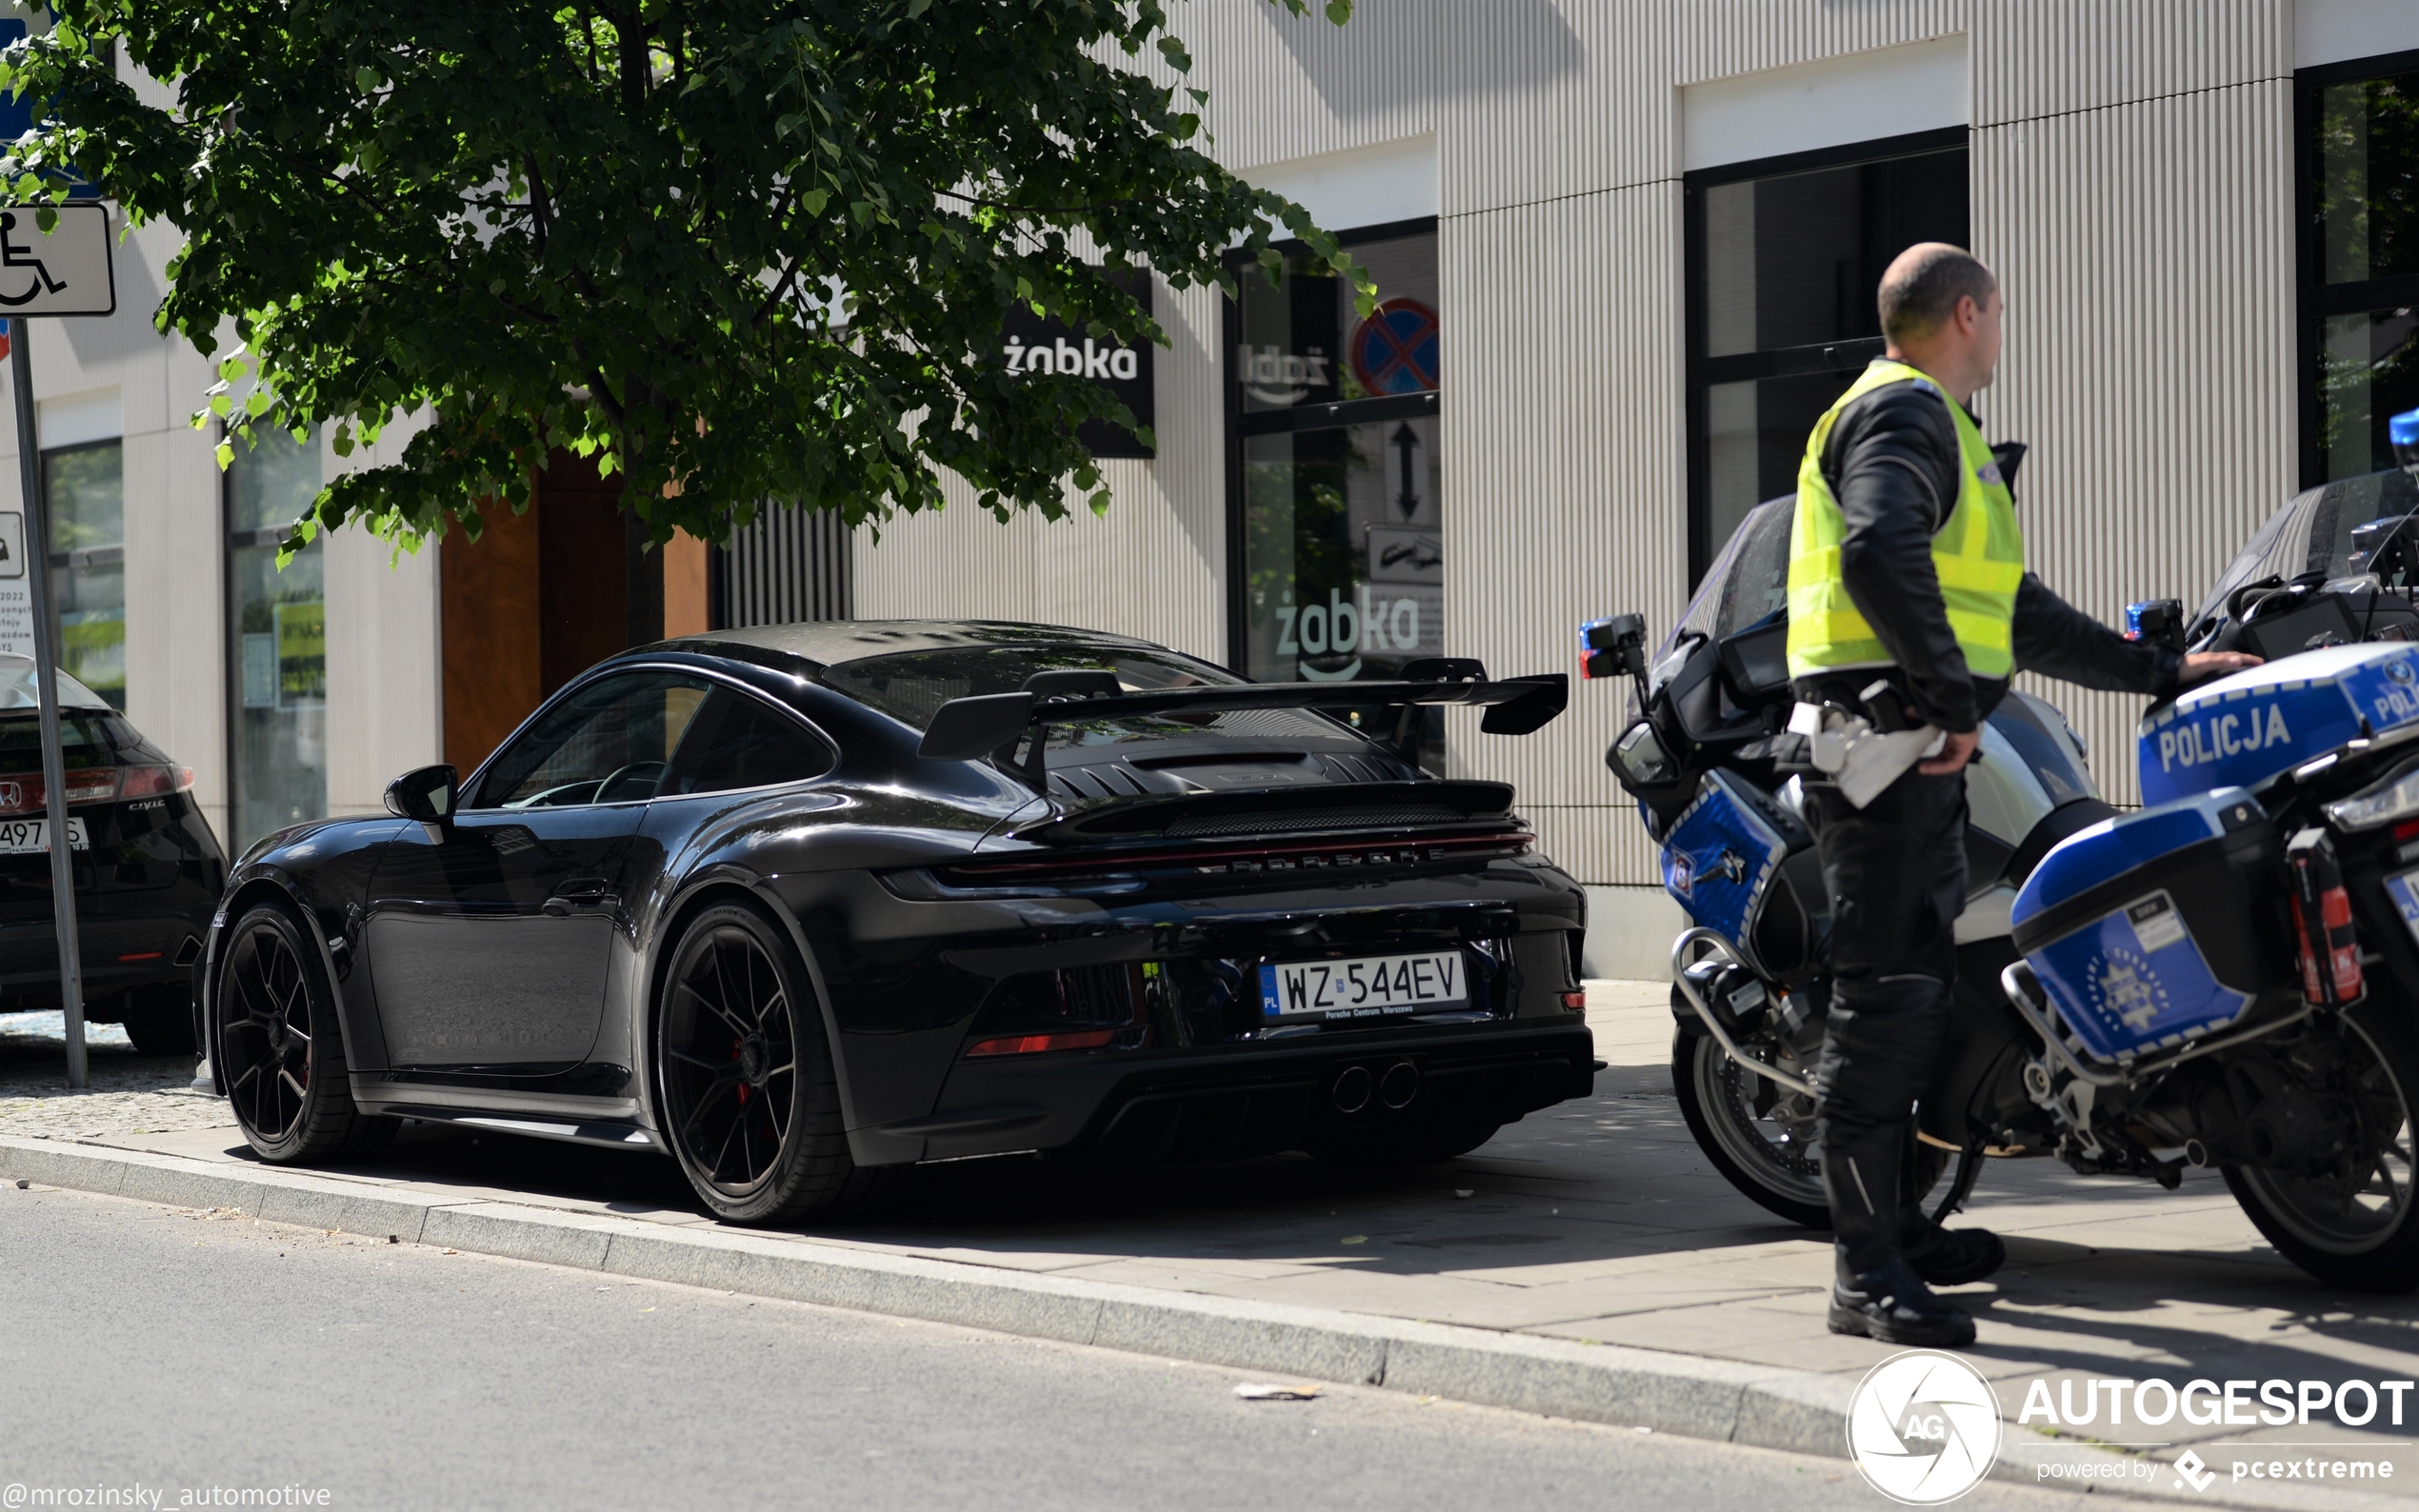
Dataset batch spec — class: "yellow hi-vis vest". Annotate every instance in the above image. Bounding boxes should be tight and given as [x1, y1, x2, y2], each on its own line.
[1785, 359, 2025, 680]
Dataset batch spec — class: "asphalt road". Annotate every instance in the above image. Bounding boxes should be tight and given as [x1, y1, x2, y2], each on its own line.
[0, 1183, 2153, 1512]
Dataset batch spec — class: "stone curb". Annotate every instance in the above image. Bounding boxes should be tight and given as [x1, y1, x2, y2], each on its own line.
[0, 1134, 2388, 1512]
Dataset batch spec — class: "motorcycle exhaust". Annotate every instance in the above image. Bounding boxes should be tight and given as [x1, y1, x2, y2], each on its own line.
[1670, 927, 1816, 1097]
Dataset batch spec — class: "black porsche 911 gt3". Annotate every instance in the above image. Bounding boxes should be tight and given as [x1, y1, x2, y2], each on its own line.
[203, 621, 1596, 1223]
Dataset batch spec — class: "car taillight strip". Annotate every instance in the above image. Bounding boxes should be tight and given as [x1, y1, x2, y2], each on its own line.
[965, 1028, 1118, 1057]
[0, 763, 193, 814]
[943, 830, 1532, 880]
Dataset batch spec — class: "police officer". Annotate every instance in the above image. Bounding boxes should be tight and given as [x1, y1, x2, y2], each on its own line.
[1786, 243, 2258, 1345]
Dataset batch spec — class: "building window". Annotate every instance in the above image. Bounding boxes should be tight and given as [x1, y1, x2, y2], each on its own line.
[1225, 219, 1444, 768]
[2302, 49, 2419, 486]
[1685, 129, 1969, 583]
[225, 426, 326, 849]
[43, 439, 125, 709]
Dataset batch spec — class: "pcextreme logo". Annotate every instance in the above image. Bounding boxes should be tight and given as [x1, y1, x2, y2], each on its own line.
[1847, 1350, 2002, 1505]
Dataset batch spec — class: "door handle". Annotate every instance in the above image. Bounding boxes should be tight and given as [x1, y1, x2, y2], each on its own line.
[543, 877, 614, 917]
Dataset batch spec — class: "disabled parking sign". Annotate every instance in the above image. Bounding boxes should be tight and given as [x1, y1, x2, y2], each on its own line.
[0, 203, 113, 315]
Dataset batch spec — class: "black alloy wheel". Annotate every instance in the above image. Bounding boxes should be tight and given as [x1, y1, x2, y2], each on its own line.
[216, 902, 392, 1164]
[655, 902, 890, 1224]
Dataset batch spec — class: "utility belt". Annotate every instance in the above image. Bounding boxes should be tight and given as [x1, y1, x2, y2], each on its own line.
[1786, 673, 1949, 810]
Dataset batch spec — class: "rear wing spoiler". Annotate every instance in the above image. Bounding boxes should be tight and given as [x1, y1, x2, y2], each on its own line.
[917, 668, 1569, 783]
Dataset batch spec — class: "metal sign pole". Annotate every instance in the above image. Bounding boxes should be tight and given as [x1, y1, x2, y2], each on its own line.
[10, 315, 85, 1087]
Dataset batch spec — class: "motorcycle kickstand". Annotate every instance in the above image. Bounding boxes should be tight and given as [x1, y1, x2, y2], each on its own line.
[1930, 1144, 1987, 1227]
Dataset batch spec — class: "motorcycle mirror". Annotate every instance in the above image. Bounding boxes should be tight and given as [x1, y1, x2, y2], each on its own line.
[1608, 717, 1677, 787]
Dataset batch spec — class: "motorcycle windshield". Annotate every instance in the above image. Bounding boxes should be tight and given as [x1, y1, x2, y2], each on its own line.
[2195, 467, 2419, 630]
[1666, 495, 1793, 658]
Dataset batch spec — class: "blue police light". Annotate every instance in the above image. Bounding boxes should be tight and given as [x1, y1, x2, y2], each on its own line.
[2393, 408, 2419, 472]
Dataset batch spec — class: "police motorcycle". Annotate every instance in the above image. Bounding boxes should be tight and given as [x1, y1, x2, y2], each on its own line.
[1589, 409, 2419, 1291]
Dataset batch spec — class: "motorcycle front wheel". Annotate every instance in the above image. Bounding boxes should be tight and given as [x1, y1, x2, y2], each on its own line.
[1670, 1026, 1947, 1228]
[2225, 1003, 2419, 1292]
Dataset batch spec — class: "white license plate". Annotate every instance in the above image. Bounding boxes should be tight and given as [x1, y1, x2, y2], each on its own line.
[1259, 951, 1467, 1021]
[2385, 866, 2419, 950]
[0, 816, 89, 855]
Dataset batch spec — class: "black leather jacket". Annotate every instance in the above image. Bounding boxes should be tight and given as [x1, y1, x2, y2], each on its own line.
[1789, 375, 2181, 733]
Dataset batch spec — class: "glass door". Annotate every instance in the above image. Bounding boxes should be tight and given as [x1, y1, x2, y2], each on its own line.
[1228, 223, 1446, 770]
[224, 427, 326, 849]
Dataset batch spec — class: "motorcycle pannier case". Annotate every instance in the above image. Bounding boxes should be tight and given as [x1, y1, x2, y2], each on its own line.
[2009, 788, 2289, 1062]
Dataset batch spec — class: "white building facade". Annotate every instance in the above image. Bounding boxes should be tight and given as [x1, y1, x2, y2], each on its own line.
[855, 0, 2419, 972]
[6, 2, 2418, 976]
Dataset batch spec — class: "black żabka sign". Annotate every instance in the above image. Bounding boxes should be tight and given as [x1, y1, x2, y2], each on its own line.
[999, 268, 1154, 460]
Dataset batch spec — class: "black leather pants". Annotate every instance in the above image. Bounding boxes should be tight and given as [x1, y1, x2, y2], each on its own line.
[1805, 767, 1969, 1146]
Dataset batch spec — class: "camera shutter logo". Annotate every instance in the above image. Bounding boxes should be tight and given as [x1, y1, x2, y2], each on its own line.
[1848, 1350, 2003, 1504]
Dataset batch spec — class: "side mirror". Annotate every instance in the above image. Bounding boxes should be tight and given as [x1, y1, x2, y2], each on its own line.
[1607, 717, 1680, 792]
[385, 764, 458, 826]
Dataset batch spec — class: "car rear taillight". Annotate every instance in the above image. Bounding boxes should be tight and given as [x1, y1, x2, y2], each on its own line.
[118, 765, 195, 801]
[0, 764, 191, 813]
[964, 1029, 1120, 1057]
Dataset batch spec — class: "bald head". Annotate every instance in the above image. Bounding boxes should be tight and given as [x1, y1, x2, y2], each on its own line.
[1877, 243, 2004, 404]
[1878, 243, 1997, 345]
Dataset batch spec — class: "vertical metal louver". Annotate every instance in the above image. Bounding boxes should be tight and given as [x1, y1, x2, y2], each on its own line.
[711, 506, 853, 628]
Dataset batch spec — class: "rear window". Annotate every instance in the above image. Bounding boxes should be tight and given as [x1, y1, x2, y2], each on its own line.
[819, 646, 1350, 748]
[0, 711, 139, 770]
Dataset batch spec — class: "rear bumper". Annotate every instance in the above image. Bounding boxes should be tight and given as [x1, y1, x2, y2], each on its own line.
[859, 1016, 1597, 1165]
[0, 912, 208, 1012]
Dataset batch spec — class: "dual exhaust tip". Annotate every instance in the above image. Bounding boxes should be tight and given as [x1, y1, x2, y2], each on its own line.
[1332, 1061, 1420, 1115]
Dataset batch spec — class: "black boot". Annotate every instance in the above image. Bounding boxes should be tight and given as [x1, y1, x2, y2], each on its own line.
[1824, 1125, 1976, 1346]
[1899, 1128, 2005, 1287]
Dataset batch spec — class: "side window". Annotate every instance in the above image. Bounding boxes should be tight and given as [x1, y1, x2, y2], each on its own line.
[471, 673, 714, 809]
[663, 689, 832, 796]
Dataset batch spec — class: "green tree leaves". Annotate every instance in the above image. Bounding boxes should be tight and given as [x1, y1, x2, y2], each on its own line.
[0, 0, 1369, 555]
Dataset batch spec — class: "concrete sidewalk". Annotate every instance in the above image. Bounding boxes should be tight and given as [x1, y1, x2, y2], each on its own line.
[4, 991, 2414, 1506]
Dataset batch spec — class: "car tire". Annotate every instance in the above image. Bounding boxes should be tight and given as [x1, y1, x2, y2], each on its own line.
[215, 901, 395, 1164]
[655, 901, 893, 1225]
[118, 984, 196, 1057]
[2224, 1001, 2419, 1293]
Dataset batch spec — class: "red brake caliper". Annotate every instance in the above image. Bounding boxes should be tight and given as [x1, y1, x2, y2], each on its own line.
[733, 1037, 749, 1105]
